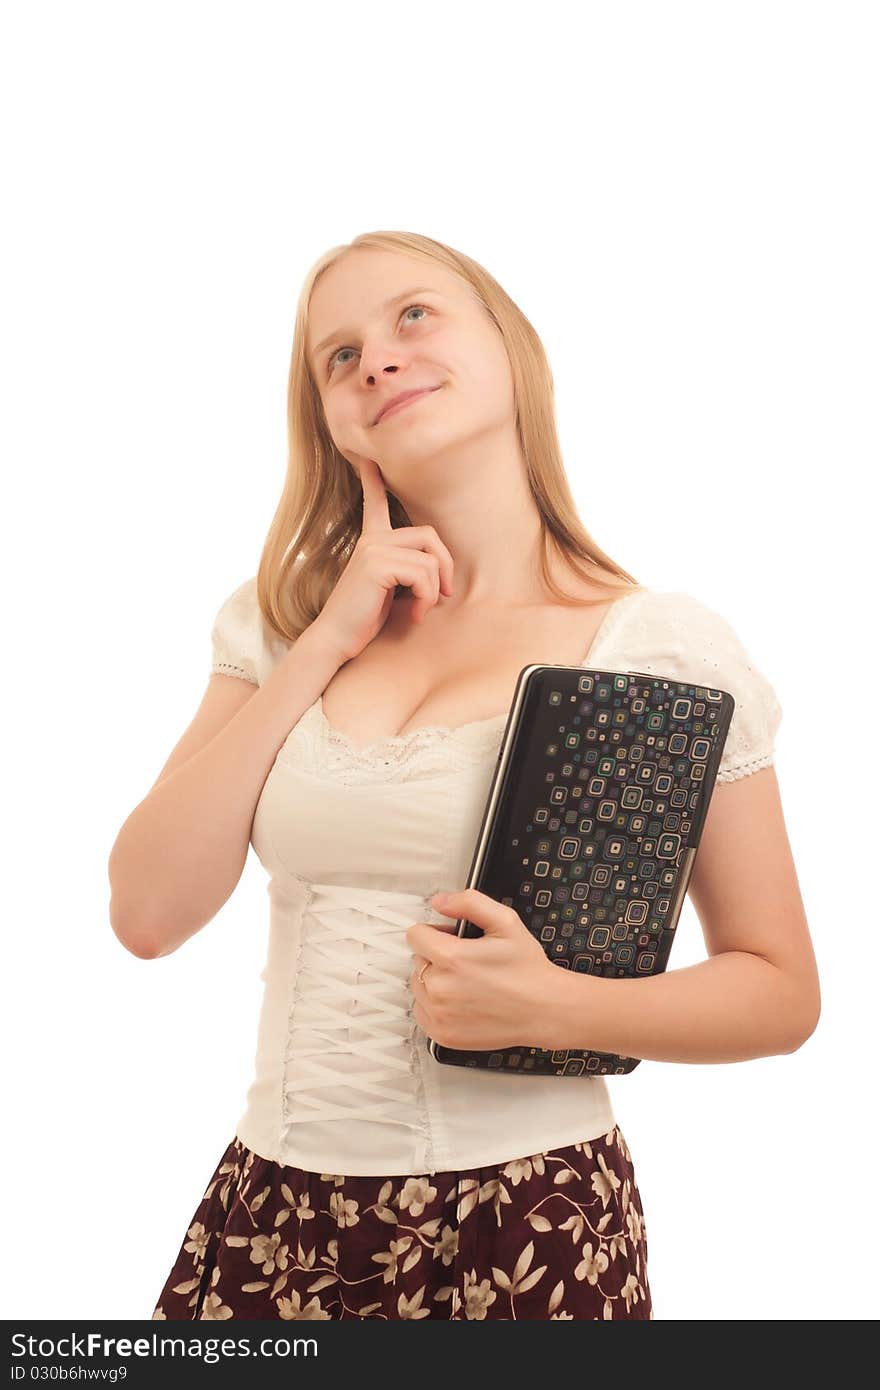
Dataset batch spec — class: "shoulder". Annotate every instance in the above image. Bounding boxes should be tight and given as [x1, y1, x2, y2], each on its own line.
[619, 587, 767, 670]
[214, 575, 259, 621]
[617, 584, 730, 636]
[613, 586, 784, 782]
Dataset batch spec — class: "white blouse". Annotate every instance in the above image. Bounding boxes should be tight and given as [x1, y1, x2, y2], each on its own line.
[209, 577, 783, 1177]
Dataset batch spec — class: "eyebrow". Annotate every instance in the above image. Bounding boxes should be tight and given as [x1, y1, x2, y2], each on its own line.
[310, 287, 440, 364]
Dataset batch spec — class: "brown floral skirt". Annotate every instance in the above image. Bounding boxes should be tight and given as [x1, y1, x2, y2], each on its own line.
[152, 1124, 652, 1321]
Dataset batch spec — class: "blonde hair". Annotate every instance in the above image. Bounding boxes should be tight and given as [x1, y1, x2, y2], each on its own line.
[254, 230, 644, 641]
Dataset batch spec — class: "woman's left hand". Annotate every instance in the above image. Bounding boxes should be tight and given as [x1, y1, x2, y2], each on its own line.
[406, 888, 557, 1052]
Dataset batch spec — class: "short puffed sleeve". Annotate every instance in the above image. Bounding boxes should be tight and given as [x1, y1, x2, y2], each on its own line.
[210, 577, 262, 684]
[618, 589, 783, 782]
[210, 568, 300, 685]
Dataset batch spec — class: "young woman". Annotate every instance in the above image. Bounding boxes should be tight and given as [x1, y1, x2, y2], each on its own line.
[109, 230, 820, 1320]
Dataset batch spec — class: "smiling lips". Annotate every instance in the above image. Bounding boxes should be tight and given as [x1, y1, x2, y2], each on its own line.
[373, 385, 441, 426]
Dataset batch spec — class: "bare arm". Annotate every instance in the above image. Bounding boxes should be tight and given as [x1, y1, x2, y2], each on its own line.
[541, 948, 816, 1062]
[107, 627, 345, 960]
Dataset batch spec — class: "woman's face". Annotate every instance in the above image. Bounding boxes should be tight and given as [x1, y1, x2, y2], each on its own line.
[305, 249, 515, 484]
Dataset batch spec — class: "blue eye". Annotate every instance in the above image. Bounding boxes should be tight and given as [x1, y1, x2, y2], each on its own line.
[328, 304, 428, 373]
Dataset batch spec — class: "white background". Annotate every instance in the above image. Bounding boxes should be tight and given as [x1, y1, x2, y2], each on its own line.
[2, 0, 877, 1322]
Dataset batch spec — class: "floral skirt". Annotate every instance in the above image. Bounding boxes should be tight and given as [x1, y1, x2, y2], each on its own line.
[152, 1123, 652, 1321]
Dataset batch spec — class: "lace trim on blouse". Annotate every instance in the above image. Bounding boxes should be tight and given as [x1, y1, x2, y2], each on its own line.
[276, 590, 648, 786]
[212, 660, 259, 684]
[277, 699, 507, 785]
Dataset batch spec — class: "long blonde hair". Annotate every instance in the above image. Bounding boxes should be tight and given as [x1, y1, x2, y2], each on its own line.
[254, 230, 644, 642]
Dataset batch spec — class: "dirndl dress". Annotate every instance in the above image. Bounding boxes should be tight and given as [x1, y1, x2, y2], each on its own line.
[151, 1123, 651, 1321]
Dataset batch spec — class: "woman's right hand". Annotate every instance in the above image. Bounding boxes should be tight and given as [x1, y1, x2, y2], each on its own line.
[310, 454, 455, 666]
